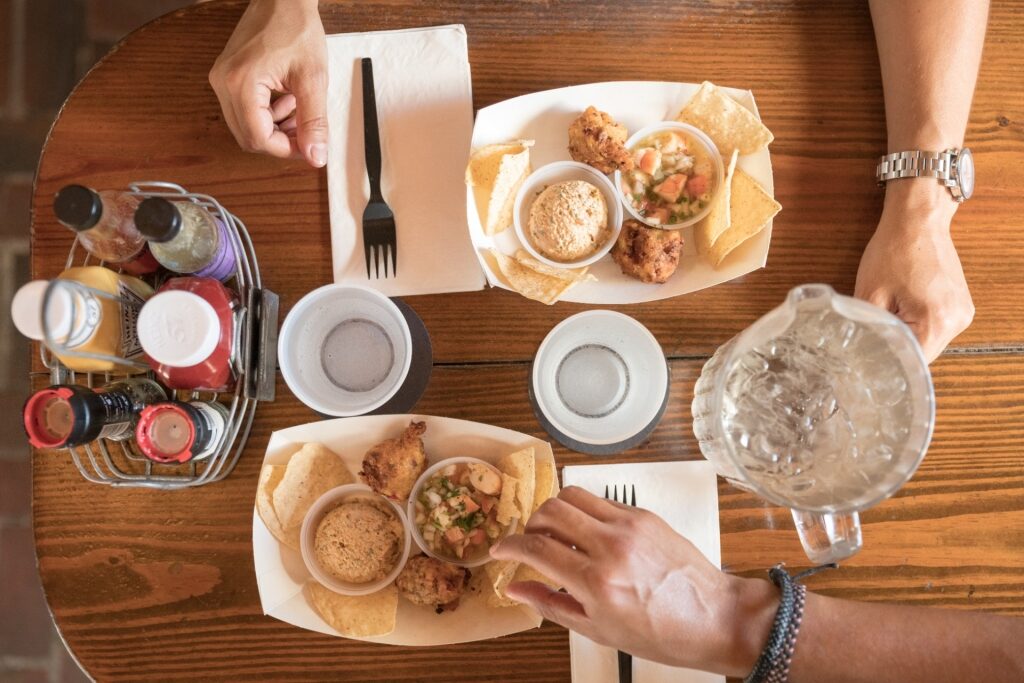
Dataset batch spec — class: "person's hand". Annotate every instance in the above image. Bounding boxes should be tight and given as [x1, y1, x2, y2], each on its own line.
[490, 486, 778, 677]
[208, 0, 327, 167]
[855, 182, 974, 362]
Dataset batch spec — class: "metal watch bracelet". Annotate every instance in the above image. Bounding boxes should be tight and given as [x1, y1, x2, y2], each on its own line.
[876, 147, 974, 203]
[876, 150, 952, 185]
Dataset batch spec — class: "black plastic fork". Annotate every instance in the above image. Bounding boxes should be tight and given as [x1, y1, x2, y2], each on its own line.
[360, 57, 397, 279]
[605, 484, 636, 683]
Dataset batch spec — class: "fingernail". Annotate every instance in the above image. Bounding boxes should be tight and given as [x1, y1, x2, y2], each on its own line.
[309, 143, 327, 167]
[489, 541, 502, 557]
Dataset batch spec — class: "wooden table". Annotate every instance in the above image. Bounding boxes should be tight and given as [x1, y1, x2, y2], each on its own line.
[29, 1, 1024, 680]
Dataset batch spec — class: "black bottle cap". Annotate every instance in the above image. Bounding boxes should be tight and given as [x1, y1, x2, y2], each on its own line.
[53, 185, 103, 231]
[135, 197, 182, 243]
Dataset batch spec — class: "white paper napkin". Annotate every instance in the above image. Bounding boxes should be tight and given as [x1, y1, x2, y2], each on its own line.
[325, 25, 485, 295]
[561, 461, 724, 683]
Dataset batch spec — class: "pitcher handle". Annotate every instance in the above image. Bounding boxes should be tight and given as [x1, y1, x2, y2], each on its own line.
[791, 509, 862, 564]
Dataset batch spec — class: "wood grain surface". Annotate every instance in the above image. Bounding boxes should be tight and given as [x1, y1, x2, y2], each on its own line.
[30, 0, 1024, 362]
[28, 0, 1024, 681]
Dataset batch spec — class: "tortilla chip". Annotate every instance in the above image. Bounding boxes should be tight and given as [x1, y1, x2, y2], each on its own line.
[491, 249, 591, 305]
[676, 81, 773, 155]
[498, 448, 536, 523]
[256, 464, 296, 549]
[488, 563, 562, 608]
[531, 460, 557, 516]
[707, 169, 782, 267]
[496, 473, 520, 526]
[513, 251, 594, 282]
[695, 149, 740, 257]
[308, 581, 398, 637]
[466, 140, 533, 235]
[485, 558, 520, 604]
[272, 443, 355, 531]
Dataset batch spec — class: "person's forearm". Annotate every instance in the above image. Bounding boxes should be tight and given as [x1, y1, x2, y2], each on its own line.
[870, 0, 988, 153]
[869, 0, 988, 214]
[255, 0, 318, 9]
[788, 593, 1024, 682]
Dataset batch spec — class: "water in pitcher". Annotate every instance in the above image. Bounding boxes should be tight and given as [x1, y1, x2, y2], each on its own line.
[719, 306, 916, 512]
[692, 284, 934, 562]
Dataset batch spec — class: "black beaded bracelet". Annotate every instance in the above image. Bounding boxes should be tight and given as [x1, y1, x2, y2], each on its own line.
[743, 563, 836, 683]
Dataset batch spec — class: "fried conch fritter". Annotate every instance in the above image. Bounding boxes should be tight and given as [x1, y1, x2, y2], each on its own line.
[611, 219, 683, 284]
[396, 555, 471, 613]
[568, 106, 634, 174]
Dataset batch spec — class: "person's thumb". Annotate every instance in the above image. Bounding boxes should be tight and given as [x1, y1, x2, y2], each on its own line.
[292, 67, 329, 168]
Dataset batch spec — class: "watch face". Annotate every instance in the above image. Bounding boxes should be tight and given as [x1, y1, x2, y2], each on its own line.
[958, 148, 975, 199]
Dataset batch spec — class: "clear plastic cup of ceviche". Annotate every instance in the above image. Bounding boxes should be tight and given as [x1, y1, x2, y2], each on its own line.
[614, 121, 725, 230]
[407, 457, 519, 568]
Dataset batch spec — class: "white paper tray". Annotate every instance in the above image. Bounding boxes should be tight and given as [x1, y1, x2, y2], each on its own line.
[252, 414, 555, 645]
[468, 81, 775, 304]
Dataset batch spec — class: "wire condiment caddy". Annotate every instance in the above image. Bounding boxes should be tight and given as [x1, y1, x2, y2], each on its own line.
[35, 181, 278, 489]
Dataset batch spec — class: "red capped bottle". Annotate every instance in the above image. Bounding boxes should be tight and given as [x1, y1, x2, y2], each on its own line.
[135, 400, 229, 463]
[136, 277, 238, 392]
[53, 185, 160, 276]
[23, 379, 167, 449]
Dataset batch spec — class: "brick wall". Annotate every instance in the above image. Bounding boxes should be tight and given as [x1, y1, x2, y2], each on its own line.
[0, 2, 196, 680]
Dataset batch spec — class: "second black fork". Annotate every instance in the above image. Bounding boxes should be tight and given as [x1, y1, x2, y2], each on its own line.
[605, 484, 636, 683]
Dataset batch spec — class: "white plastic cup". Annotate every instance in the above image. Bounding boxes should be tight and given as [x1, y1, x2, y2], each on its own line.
[300, 484, 412, 596]
[532, 310, 668, 446]
[278, 285, 412, 416]
[407, 457, 518, 569]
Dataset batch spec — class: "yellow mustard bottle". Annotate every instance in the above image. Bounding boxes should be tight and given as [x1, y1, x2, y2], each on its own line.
[11, 266, 154, 373]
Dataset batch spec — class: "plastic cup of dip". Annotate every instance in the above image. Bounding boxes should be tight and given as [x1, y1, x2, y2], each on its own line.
[300, 484, 412, 596]
[513, 161, 623, 269]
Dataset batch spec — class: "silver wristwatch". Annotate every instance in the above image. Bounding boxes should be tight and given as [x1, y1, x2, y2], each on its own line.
[875, 147, 975, 203]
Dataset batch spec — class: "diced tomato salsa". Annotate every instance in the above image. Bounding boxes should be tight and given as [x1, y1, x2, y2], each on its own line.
[621, 129, 716, 226]
[414, 462, 503, 561]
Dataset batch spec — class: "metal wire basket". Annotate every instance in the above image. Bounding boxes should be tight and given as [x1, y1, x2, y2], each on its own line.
[36, 181, 278, 489]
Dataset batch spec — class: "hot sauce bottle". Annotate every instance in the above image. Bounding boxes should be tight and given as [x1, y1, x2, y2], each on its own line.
[135, 400, 229, 463]
[136, 277, 238, 392]
[53, 185, 160, 276]
[134, 197, 238, 282]
[23, 379, 167, 449]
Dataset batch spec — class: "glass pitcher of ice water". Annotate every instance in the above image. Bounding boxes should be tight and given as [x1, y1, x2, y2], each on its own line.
[692, 284, 935, 564]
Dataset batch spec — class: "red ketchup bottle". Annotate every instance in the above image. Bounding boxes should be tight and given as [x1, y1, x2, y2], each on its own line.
[136, 277, 237, 392]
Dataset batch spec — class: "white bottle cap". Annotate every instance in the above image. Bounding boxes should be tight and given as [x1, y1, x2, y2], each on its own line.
[11, 278, 80, 342]
[12, 279, 90, 346]
[11, 280, 49, 340]
[138, 290, 221, 368]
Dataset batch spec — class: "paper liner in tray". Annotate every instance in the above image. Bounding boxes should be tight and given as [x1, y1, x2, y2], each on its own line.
[253, 414, 554, 645]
